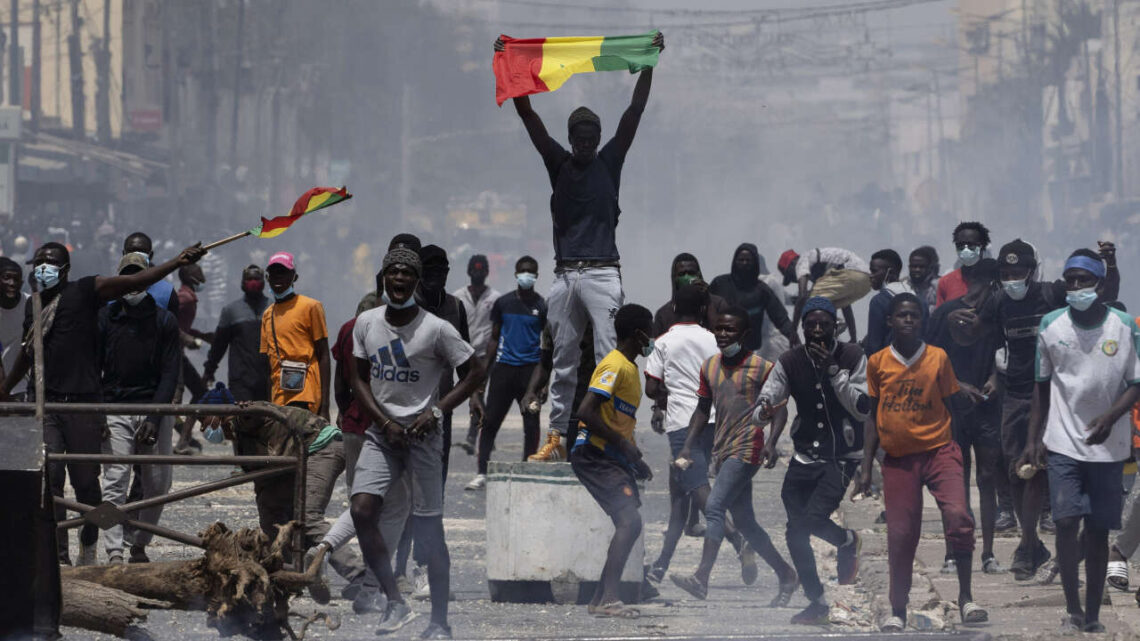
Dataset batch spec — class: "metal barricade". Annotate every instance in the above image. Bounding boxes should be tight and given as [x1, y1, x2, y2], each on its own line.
[0, 402, 308, 571]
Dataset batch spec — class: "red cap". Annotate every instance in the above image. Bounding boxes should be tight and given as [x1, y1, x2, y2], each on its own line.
[267, 251, 295, 271]
[777, 250, 799, 272]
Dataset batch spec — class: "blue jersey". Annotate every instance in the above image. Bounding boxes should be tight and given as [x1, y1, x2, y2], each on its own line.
[492, 291, 546, 366]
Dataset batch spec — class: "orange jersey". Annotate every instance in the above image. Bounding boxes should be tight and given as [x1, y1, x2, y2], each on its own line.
[867, 343, 959, 457]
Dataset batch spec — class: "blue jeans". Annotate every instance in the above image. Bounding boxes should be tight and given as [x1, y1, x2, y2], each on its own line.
[706, 457, 776, 554]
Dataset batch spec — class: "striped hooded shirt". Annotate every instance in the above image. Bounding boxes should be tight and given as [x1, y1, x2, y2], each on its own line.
[697, 351, 775, 465]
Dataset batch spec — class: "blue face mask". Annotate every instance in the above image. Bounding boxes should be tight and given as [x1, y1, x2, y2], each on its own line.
[957, 246, 981, 267]
[203, 425, 225, 444]
[721, 342, 742, 358]
[33, 264, 62, 290]
[1002, 278, 1029, 301]
[516, 272, 537, 290]
[273, 286, 294, 301]
[1066, 286, 1099, 312]
[641, 337, 656, 358]
[387, 292, 417, 310]
[190, 281, 203, 292]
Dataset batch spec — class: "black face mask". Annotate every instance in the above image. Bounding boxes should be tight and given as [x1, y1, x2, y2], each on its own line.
[731, 260, 759, 287]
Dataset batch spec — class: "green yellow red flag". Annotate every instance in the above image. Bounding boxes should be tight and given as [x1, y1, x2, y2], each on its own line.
[249, 186, 352, 239]
[493, 31, 660, 106]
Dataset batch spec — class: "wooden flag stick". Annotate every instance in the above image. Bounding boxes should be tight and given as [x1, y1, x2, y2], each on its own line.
[203, 231, 252, 251]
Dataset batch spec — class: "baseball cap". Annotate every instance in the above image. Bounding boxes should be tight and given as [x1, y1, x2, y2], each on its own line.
[778, 250, 799, 272]
[267, 251, 295, 271]
[117, 252, 149, 274]
[998, 239, 1037, 269]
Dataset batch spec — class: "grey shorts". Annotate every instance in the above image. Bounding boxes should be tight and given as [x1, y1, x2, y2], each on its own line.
[352, 427, 444, 518]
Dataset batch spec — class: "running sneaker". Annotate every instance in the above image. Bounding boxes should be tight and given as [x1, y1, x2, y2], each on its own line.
[1039, 511, 1056, 534]
[1035, 559, 1059, 585]
[880, 615, 905, 632]
[994, 510, 1018, 532]
[644, 564, 665, 584]
[940, 557, 957, 574]
[1010, 545, 1034, 581]
[412, 565, 430, 601]
[769, 569, 799, 608]
[837, 530, 860, 585]
[354, 585, 385, 615]
[790, 601, 830, 625]
[739, 541, 759, 586]
[527, 432, 565, 462]
[982, 554, 1006, 574]
[375, 600, 417, 635]
[465, 474, 486, 491]
[669, 573, 708, 600]
[129, 544, 150, 564]
[419, 622, 452, 639]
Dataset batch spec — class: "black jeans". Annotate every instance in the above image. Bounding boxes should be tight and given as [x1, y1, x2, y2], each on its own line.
[782, 458, 858, 602]
[43, 412, 105, 554]
[477, 363, 541, 475]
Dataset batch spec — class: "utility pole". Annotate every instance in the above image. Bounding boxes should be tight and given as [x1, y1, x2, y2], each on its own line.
[203, 0, 217, 172]
[67, 0, 83, 137]
[54, 0, 59, 121]
[94, 0, 110, 141]
[31, 0, 40, 130]
[925, 84, 933, 179]
[228, 0, 243, 166]
[10, 0, 20, 107]
[1113, 0, 1124, 199]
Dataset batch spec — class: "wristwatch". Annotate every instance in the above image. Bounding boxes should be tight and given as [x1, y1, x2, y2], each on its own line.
[430, 405, 444, 421]
[826, 364, 840, 377]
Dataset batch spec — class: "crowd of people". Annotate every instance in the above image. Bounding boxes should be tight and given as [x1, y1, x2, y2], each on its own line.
[1, 30, 1139, 639]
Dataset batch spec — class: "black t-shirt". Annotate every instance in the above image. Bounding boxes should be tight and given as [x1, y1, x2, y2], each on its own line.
[706, 275, 790, 351]
[926, 297, 1001, 388]
[980, 280, 1065, 397]
[541, 136, 624, 262]
[23, 275, 103, 398]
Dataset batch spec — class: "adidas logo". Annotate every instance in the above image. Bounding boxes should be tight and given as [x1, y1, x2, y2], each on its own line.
[369, 338, 422, 382]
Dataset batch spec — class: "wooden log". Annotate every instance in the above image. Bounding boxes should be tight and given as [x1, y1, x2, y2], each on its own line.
[62, 561, 209, 609]
[61, 579, 168, 639]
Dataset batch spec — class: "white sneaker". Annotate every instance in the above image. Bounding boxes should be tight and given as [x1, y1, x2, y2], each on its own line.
[465, 474, 486, 491]
[77, 542, 97, 566]
[412, 564, 430, 601]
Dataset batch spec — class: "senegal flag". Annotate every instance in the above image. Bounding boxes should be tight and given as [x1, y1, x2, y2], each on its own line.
[493, 31, 660, 106]
[250, 186, 352, 239]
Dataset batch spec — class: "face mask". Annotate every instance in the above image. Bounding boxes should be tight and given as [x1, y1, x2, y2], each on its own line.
[273, 286, 294, 301]
[128, 251, 151, 267]
[516, 272, 537, 290]
[641, 337, 656, 358]
[674, 273, 699, 288]
[121, 291, 147, 306]
[388, 295, 417, 310]
[33, 264, 61, 289]
[1002, 278, 1029, 301]
[957, 246, 981, 267]
[1066, 286, 1099, 311]
[243, 278, 264, 293]
[721, 342, 742, 358]
[203, 425, 225, 444]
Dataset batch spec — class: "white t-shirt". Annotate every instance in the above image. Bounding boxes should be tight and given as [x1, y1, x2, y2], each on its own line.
[353, 306, 475, 426]
[452, 285, 500, 357]
[1036, 306, 1140, 462]
[643, 322, 719, 432]
[0, 293, 29, 394]
[795, 247, 870, 280]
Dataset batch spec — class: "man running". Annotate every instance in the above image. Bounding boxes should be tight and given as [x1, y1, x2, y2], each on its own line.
[349, 247, 485, 639]
[466, 256, 546, 490]
[758, 297, 869, 624]
[500, 32, 665, 462]
[670, 306, 798, 607]
[643, 285, 756, 586]
[1021, 250, 1140, 634]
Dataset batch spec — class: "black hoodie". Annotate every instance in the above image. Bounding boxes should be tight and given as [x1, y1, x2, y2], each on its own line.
[651, 253, 726, 337]
[708, 243, 792, 351]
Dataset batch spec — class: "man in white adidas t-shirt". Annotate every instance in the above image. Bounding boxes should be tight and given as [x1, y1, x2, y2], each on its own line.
[1022, 250, 1140, 635]
[349, 247, 485, 639]
[642, 285, 755, 586]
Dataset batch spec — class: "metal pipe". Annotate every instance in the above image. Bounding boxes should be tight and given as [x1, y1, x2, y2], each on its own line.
[0, 402, 288, 422]
[55, 498, 204, 548]
[46, 454, 296, 466]
[292, 435, 306, 571]
[56, 465, 293, 522]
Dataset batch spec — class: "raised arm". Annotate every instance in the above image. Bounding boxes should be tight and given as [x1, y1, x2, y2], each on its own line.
[95, 244, 206, 302]
[612, 32, 664, 156]
[512, 96, 554, 155]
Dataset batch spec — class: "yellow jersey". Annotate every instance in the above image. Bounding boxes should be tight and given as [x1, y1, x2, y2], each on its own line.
[576, 349, 640, 458]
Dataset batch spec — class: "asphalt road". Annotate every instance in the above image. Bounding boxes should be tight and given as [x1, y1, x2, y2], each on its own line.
[59, 414, 974, 640]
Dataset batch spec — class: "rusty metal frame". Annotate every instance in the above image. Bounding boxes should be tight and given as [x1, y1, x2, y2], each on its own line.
[0, 401, 308, 571]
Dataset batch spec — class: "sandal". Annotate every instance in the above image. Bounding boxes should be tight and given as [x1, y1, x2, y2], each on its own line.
[880, 615, 905, 632]
[591, 601, 640, 619]
[669, 573, 708, 600]
[769, 569, 799, 608]
[960, 601, 988, 624]
[1107, 560, 1130, 591]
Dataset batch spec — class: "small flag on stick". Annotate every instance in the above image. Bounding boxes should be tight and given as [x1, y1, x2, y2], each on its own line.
[202, 186, 353, 251]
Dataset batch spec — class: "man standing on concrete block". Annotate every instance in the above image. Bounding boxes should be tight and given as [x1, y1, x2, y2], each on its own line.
[500, 33, 665, 462]
[571, 304, 655, 618]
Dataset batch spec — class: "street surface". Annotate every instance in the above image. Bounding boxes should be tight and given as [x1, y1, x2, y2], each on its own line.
[57, 413, 1101, 640]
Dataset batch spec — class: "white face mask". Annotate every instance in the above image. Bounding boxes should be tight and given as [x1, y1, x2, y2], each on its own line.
[1001, 278, 1029, 301]
[957, 246, 981, 267]
[121, 291, 147, 306]
[721, 342, 742, 358]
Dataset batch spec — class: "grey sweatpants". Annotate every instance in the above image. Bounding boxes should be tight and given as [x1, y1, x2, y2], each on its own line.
[547, 266, 623, 434]
[101, 415, 174, 556]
